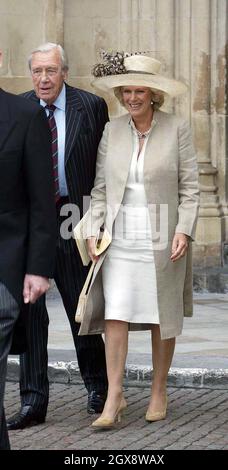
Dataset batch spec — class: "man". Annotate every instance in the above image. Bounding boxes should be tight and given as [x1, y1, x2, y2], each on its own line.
[0, 49, 56, 449]
[7, 43, 108, 431]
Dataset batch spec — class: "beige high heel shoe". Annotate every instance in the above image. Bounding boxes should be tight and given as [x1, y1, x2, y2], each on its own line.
[91, 397, 127, 430]
[145, 397, 167, 422]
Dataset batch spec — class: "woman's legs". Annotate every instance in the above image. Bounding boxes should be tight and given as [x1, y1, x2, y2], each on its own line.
[97, 320, 128, 419]
[148, 324, 175, 413]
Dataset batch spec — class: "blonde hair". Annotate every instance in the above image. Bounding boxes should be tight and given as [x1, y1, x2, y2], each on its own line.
[114, 86, 164, 110]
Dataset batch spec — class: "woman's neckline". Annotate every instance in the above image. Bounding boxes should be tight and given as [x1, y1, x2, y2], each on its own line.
[135, 128, 151, 140]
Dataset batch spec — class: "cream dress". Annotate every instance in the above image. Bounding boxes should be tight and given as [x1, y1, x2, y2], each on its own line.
[102, 120, 159, 325]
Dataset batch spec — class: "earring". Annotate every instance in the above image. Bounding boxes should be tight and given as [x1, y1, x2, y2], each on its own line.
[151, 101, 154, 105]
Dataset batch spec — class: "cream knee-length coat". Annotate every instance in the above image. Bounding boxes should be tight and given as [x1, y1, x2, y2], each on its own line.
[77, 110, 199, 339]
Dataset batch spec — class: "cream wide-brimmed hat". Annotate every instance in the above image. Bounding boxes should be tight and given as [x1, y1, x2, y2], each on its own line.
[91, 53, 187, 97]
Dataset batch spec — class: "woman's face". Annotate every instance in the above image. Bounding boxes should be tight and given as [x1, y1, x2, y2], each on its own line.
[121, 86, 152, 119]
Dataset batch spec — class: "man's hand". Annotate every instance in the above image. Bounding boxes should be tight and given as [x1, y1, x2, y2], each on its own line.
[23, 274, 50, 304]
[170, 233, 189, 262]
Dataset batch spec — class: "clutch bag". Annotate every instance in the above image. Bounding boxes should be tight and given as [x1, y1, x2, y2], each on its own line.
[75, 260, 96, 323]
[73, 212, 111, 266]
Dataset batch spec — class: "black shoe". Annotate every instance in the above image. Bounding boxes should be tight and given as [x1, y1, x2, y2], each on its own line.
[7, 405, 46, 430]
[87, 391, 107, 414]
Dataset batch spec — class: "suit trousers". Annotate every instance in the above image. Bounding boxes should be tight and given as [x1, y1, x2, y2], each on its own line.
[19, 203, 108, 409]
[0, 282, 20, 450]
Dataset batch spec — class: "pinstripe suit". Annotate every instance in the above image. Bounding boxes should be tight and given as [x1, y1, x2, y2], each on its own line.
[0, 283, 20, 450]
[18, 84, 108, 411]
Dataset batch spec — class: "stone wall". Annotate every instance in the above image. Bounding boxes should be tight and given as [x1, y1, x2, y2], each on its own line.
[0, 0, 227, 273]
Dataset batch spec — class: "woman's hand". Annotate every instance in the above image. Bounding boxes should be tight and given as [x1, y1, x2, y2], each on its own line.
[86, 237, 100, 262]
[170, 233, 189, 262]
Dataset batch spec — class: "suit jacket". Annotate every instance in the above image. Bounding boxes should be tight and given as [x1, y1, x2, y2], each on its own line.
[0, 88, 56, 307]
[22, 84, 109, 217]
[77, 111, 199, 340]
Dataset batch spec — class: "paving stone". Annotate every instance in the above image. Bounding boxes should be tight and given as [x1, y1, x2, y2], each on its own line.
[5, 382, 228, 451]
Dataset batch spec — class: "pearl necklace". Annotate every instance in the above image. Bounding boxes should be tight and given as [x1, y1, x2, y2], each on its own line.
[136, 128, 151, 140]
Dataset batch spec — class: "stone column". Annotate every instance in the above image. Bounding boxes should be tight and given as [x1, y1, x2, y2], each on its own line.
[191, 0, 227, 269]
[119, 0, 177, 114]
[210, 0, 228, 252]
[43, 0, 64, 45]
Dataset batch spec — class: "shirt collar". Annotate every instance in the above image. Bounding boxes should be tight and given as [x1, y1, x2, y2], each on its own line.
[40, 83, 66, 111]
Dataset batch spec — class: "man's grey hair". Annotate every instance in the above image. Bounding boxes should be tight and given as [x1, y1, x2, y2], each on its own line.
[28, 42, 69, 71]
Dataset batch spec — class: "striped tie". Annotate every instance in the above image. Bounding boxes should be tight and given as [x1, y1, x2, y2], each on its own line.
[46, 104, 60, 202]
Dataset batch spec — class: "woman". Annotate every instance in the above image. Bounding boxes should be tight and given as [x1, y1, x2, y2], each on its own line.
[76, 52, 199, 428]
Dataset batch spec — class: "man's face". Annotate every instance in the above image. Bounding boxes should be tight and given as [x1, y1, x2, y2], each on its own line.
[30, 48, 67, 105]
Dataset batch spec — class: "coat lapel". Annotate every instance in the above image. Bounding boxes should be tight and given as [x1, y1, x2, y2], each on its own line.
[107, 113, 133, 212]
[65, 85, 85, 164]
[143, 110, 174, 203]
[22, 90, 39, 103]
[143, 110, 161, 181]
